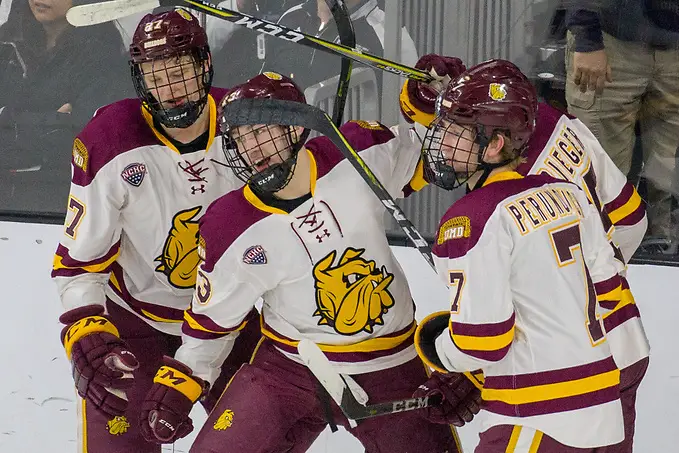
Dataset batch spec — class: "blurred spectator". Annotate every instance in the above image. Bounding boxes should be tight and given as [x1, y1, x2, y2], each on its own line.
[0, 0, 12, 27]
[565, 0, 679, 252]
[213, 0, 418, 95]
[210, 0, 301, 87]
[0, 0, 132, 213]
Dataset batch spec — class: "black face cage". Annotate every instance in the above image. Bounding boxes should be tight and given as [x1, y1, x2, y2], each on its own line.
[131, 47, 213, 129]
[422, 116, 519, 191]
[221, 123, 310, 194]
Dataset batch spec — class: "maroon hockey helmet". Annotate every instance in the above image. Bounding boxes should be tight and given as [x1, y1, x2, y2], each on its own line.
[422, 59, 538, 190]
[219, 72, 311, 193]
[129, 8, 213, 128]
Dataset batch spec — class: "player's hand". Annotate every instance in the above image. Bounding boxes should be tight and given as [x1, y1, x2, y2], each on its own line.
[573, 49, 612, 95]
[60, 305, 139, 417]
[409, 54, 466, 111]
[140, 356, 208, 443]
[413, 371, 482, 427]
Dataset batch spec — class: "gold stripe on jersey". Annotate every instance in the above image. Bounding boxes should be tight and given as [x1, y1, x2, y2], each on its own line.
[596, 283, 623, 304]
[261, 321, 417, 353]
[141, 309, 184, 324]
[482, 368, 620, 405]
[184, 310, 249, 334]
[601, 288, 636, 321]
[141, 94, 218, 154]
[450, 327, 515, 352]
[53, 251, 120, 274]
[608, 190, 642, 224]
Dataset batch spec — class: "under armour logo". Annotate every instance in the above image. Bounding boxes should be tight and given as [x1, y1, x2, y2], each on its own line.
[316, 229, 330, 243]
[191, 185, 206, 195]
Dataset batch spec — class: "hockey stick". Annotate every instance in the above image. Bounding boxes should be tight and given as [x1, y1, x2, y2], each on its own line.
[327, 0, 355, 126]
[297, 339, 442, 421]
[66, 0, 433, 83]
[220, 97, 435, 268]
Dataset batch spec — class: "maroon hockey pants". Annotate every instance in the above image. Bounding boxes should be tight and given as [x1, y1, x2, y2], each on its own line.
[190, 339, 462, 453]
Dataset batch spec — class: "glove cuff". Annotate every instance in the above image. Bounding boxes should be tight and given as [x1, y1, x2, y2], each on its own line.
[154, 358, 207, 404]
[415, 311, 449, 373]
[61, 308, 120, 360]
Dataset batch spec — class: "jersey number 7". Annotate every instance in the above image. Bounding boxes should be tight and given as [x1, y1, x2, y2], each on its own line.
[549, 220, 606, 345]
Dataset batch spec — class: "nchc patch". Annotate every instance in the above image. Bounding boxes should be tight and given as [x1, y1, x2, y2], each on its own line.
[242, 245, 267, 265]
[72, 138, 88, 171]
[437, 216, 471, 245]
[121, 163, 147, 187]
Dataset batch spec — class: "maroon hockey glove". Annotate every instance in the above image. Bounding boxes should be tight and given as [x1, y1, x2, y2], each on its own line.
[140, 356, 209, 443]
[60, 305, 139, 417]
[405, 54, 467, 116]
[413, 371, 482, 427]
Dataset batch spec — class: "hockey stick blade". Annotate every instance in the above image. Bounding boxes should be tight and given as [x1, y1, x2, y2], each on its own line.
[66, 0, 161, 26]
[298, 340, 442, 421]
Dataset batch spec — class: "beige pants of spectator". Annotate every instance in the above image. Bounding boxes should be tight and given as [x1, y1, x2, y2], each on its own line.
[566, 31, 679, 240]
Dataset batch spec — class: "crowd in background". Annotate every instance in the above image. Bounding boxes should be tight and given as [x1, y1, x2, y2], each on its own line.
[1, 0, 678, 260]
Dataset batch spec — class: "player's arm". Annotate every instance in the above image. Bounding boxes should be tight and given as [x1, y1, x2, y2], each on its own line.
[52, 132, 126, 312]
[568, 118, 647, 262]
[173, 212, 265, 385]
[140, 214, 264, 443]
[575, 188, 630, 323]
[52, 128, 139, 417]
[417, 209, 515, 373]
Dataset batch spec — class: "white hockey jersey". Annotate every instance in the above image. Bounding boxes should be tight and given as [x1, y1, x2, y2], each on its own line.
[176, 120, 426, 383]
[431, 172, 624, 448]
[52, 89, 245, 335]
[518, 103, 649, 370]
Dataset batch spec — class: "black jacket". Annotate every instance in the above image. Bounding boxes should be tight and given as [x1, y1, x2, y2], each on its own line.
[567, 0, 679, 52]
[0, 18, 132, 173]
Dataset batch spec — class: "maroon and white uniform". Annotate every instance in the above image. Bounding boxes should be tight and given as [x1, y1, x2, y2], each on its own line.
[518, 103, 649, 371]
[52, 88, 241, 334]
[432, 171, 624, 448]
[176, 120, 428, 381]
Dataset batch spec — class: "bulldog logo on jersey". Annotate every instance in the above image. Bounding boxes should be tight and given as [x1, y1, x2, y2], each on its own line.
[155, 206, 202, 289]
[106, 416, 130, 436]
[121, 163, 147, 187]
[313, 247, 395, 335]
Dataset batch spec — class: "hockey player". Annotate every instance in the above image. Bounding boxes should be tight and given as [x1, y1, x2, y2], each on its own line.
[51, 9, 260, 452]
[406, 59, 637, 451]
[403, 56, 650, 453]
[137, 72, 478, 452]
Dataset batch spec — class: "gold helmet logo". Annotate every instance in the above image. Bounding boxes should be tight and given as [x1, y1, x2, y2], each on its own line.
[106, 416, 130, 436]
[489, 83, 507, 101]
[262, 71, 283, 80]
[176, 8, 194, 21]
[155, 206, 202, 288]
[213, 409, 235, 430]
[313, 248, 395, 335]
